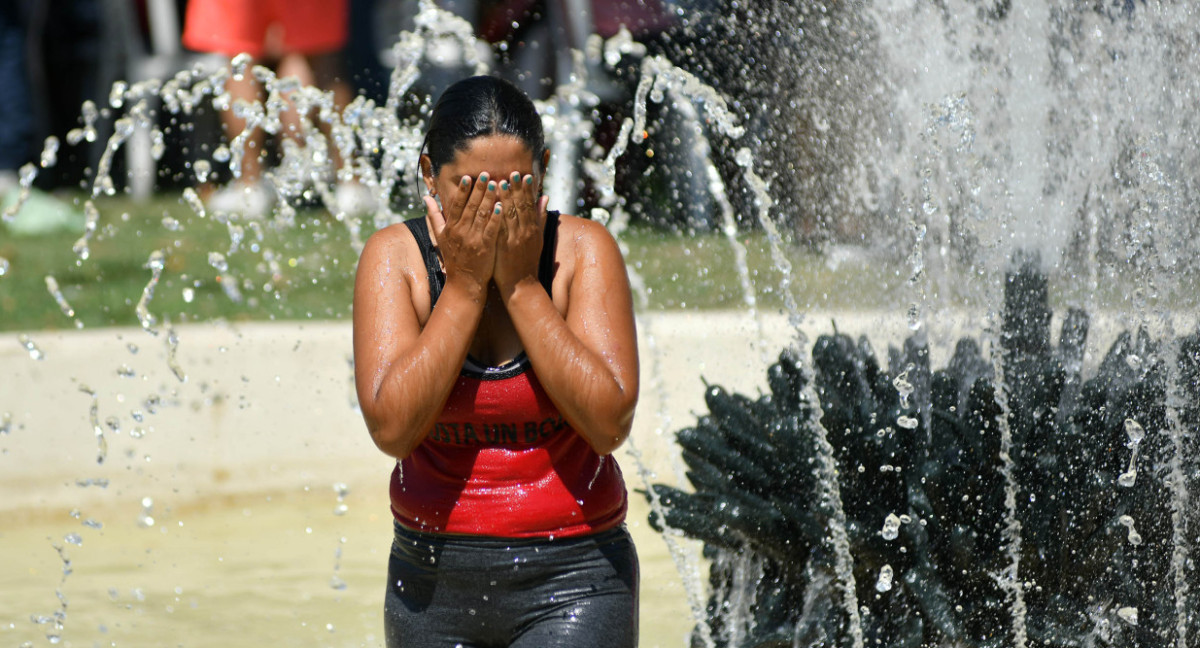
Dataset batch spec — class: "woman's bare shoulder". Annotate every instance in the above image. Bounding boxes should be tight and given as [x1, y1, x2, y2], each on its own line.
[355, 219, 432, 319]
[363, 220, 418, 254]
[555, 213, 620, 255]
[552, 213, 627, 295]
[358, 220, 427, 274]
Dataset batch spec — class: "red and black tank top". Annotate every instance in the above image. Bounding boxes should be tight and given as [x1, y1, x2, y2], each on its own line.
[389, 214, 628, 538]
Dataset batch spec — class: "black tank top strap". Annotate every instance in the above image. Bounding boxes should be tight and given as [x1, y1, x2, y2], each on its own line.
[403, 217, 445, 304]
[538, 211, 560, 295]
[404, 211, 561, 306]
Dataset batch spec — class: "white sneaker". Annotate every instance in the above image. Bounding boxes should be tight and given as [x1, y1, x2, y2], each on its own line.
[207, 181, 275, 219]
[333, 182, 377, 216]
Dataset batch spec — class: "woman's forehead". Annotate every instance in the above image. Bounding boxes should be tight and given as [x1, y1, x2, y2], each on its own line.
[439, 135, 535, 177]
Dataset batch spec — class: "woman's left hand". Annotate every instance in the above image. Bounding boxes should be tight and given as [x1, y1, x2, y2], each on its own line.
[493, 172, 550, 294]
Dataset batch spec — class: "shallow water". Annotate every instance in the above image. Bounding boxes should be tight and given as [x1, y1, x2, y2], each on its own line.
[3, 315, 802, 648]
[1, 490, 692, 647]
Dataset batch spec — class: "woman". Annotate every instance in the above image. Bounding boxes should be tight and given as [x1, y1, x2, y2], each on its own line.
[352, 75, 640, 647]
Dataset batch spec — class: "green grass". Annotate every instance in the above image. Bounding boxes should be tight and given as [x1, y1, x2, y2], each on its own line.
[0, 191, 908, 333]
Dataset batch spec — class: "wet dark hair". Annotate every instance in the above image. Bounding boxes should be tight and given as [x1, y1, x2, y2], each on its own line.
[420, 76, 546, 181]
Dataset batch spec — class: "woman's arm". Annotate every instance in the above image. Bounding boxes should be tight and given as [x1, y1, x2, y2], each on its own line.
[353, 176, 501, 459]
[495, 202, 640, 455]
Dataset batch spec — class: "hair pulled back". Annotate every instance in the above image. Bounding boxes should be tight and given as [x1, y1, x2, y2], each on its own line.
[421, 76, 546, 180]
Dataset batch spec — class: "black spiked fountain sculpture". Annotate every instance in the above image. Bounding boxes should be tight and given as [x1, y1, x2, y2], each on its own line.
[650, 256, 1200, 648]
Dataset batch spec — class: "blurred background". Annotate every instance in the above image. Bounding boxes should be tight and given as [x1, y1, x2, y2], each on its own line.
[0, 0, 887, 242]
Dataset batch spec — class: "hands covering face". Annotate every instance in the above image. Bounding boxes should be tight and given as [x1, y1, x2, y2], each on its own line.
[423, 172, 550, 293]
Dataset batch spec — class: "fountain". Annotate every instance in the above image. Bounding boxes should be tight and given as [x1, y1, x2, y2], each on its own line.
[651, 257, 1200, 646]
[3, 0, 1200, 646]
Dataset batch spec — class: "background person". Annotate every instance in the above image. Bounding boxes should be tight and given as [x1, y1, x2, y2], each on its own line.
[182, 0, 364, 216]
[352, 75, 640, 647]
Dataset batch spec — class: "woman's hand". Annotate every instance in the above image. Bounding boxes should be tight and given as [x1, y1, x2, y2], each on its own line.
[493, 172, 550, 295]
[424, 172, 503, 299]
[497, 214, 640, 456]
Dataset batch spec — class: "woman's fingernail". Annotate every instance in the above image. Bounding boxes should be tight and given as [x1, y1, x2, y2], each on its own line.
[461, 176, 470, 187]
[488, 181, 496, 192]
[479, 172, 489, 182]
[494, 203, 502, 215]
[500, 181, 509, 191]
[524, 175, 533, 186]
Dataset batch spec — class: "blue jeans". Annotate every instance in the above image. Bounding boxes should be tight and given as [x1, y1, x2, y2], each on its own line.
[0, 0, 32, 172]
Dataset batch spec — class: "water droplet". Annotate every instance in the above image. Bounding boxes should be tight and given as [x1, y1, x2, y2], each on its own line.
[1117, 606, 1138, 625]
[18, 334, 45, 360]
[230, 53, 253, 78]
[138, 497, 155, 527]
[45, 275, 82, 328]
[182, 187, 207, 218]
[182, 287, 195, 303]
[108, 80, 128, 108]
[72, 237, 90, 261]
[194, 159, 212, 183]
[906, 303, 922, 330]
[892, 371, 914, 408]
[881, 513, 901, 540]
[1117, 470, 1137, 488]
[0, 256, 9, 277]
[64, 533, 82, 546]
[1125, 354, 1142, 370]
[875, 564, 894, 592]
[896, 415, 919, 430]
[1124, 418, 1145, 445]
[40, 136, 59, 168]
[208, 252, 229, 273]
[18, 162, 37, 186]
[1118, 515, 1142, 545]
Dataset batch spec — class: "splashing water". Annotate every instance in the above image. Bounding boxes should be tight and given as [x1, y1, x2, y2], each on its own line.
[5, 1, 1200, 646]
[18, 334, 45, 360]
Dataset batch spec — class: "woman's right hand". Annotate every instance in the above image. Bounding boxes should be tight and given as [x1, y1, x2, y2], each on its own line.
[424, 173, 502, 298]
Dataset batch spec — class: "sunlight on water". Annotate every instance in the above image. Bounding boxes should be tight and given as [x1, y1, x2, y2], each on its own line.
[5, 0, 1200, 646]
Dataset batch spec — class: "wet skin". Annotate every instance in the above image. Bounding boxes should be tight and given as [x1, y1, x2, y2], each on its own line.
[352, 134, 639, 460]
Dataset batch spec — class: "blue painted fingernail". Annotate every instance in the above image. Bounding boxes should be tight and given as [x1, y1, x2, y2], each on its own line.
[488, 181, 496, 191]
[524, 175, 533, 186]
[500, 181, 509, 191]
[479, 172, 489, 181]
[494, 204, 502, 214]
[461, 176, 470, 186]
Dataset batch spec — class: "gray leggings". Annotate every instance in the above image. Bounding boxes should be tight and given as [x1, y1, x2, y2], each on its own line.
[384, 522, 639, 648]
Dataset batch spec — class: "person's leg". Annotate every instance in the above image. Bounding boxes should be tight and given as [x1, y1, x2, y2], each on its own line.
[272, 0, 369, 213]
[0, 0, 33, 179]
[383, 523, 500, 648]
[181, 0, 268, 180]
[224, 63, 265, 182]
[510, 527, 640, 648]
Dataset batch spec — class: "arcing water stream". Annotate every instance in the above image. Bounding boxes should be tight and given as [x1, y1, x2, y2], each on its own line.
[4, 1, 1200, 646]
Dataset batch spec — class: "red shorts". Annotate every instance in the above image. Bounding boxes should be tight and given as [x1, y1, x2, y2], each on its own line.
[182, 0, 348, 58]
